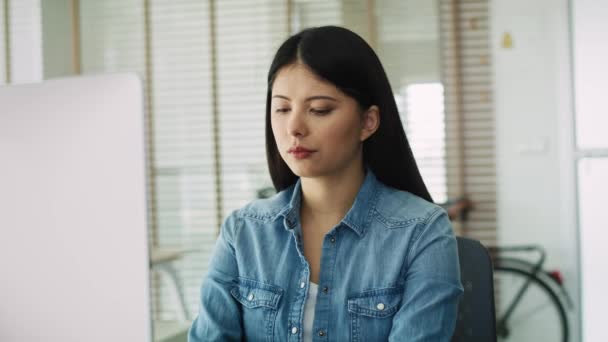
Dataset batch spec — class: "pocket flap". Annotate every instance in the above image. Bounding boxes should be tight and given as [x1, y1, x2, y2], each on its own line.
[347, 286, 403, 318]
[230, 277, 283, 309]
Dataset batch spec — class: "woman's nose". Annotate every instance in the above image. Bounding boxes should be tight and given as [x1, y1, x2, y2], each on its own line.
[286, 110, 307, 137]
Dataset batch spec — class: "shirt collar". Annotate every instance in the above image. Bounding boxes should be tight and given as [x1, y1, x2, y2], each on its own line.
[277, 167, 381, 238]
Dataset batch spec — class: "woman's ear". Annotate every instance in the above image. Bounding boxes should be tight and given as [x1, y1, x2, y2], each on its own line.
[360, 105, 380, 142]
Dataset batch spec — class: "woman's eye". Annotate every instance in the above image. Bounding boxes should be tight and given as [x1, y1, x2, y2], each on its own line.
[275, 108, 290, 113]
[311, 108, 332, 115]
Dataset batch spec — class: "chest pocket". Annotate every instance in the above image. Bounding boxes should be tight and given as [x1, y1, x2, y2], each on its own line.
[230, 277, 283, 342]
[347, 286, 403, 342]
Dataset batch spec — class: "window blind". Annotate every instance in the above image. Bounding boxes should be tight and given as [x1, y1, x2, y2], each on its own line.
[291, 0, 342, 34]
[148, 0, 216, 320]
[216, 0, 288, 218]
[78, 0, 167, 316]
[402, 83, 447, 203]
[79, 0, 220, 321]
[79, 0, 145, 75]
[439, 0, 496, 244]
[1, 0, 6, 84]
[6, 0, 43, 84]
[373, 0, 446, 204]
[72, 0, 455, 321]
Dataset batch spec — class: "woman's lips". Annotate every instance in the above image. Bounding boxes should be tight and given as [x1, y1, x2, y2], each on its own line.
[291, 151, 314, 159]
[288, 147, 315, 159]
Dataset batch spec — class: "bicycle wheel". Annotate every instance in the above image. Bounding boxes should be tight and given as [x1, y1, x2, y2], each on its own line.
[494, 264, 569, 342]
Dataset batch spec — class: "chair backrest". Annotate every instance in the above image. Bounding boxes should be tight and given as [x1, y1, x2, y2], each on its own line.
[451, 237, 497, 342]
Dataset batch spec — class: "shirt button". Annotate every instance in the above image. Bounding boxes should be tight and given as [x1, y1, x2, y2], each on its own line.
[322, 286, 328, 293]
[318, 330, 326, 336]
[291, 327, 299, 334]
[300, 281, 306, 289]
[247, 293, 254, 301]
[330, 237, 336, 243]
[376, 303, 385, 310]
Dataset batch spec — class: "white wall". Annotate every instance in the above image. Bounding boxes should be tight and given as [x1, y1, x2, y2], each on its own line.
[571, 1, 608, 341]
[491, 0, 580, 340]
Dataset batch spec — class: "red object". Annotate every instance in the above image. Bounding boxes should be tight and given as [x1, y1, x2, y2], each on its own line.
[548, 270, 564, 285]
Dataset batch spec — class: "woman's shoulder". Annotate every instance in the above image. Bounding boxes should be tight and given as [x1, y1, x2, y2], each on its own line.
[373, 182, 448, 228]
[230, 184, 296, 223]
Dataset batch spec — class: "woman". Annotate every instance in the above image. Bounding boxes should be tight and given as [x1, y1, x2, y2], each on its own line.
[189, 26, 462, 341]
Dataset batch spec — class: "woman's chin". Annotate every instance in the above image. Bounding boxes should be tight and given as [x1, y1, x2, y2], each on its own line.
[286, 164, 322, 178]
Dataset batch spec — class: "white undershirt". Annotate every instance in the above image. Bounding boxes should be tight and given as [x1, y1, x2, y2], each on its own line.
[302, 282, 318, 342]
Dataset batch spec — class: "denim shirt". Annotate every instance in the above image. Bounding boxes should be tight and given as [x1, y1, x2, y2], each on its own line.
[189, 170, 463, 341]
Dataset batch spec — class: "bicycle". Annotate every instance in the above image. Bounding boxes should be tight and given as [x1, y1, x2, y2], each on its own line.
[442, 198, 573, 342]
[489, 245, 573, 342]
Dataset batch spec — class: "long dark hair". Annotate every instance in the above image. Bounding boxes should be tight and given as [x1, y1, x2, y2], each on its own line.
[265, 26, 433, 203]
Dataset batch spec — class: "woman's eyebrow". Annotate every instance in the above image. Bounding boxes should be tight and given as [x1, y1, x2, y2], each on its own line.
[271, 94, 338, 102]
[305, 95, 338, 102]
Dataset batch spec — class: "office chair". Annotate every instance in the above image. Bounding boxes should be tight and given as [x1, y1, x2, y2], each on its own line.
[451, 237, 497, 342]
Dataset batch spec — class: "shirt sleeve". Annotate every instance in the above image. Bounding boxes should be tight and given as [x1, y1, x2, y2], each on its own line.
[188, 211, 243, 341]
[388, 208, 464, 341]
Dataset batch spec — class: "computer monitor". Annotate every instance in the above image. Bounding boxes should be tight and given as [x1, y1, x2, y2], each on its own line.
[0, 73, 152, 342]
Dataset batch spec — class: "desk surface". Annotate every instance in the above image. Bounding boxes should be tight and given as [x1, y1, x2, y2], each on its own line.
[150, 247, 187, 265]
[153, 320, 190, 342]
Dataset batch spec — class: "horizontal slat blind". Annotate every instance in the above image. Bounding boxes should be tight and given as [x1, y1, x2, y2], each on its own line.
[374, 0, 446, 204]
[439, 0, 496, 244]
[341, 0, 369, 42]
[403, 83, 447, 203]
[80, 1, 145, 74]
[78, 0, 162, 316]
[291, 0, 342, 33]
[216, 0, 287, 217]
[8, 0, 42, 84]
[0, 0, 6, 84]
[375, 0, 440, 87]
[148, 0, 216, 320]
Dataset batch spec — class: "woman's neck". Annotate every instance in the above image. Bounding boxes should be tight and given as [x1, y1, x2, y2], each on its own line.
[299, 164, 366, 225]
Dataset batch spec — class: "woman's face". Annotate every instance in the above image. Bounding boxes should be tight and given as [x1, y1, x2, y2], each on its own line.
[270, 63, 378, 179]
